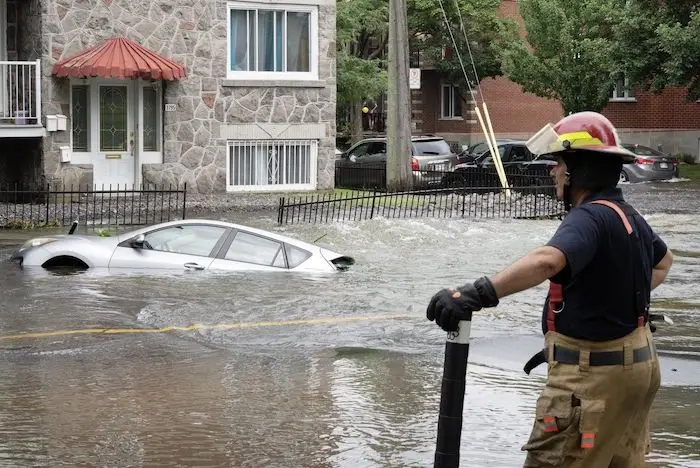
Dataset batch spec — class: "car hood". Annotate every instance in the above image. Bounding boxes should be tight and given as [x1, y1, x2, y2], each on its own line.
[18, 234, 120, 249]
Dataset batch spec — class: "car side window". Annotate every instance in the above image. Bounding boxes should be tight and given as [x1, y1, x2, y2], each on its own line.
[143, 225, 227, 257]
[368, 142, 387, 155]
[348, 143, 370, 159]
[225, 231, 285, 267]
[499, 145, 510, 162]
[285, 244, 312, 268]
[511, 146, 529, 162]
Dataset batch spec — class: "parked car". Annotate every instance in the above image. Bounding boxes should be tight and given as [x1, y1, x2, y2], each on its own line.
[335, 136, 458, 189]
[620, 144, 679, 183]
[10, 219, 355, 273]
[457, 138, 517, 165]
[444, 140, 556, 191]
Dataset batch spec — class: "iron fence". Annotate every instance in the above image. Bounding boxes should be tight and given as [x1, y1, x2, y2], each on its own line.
[0, 184, 187, 229]
[278, 185, 564, 224]
[334, 165, 555, 194]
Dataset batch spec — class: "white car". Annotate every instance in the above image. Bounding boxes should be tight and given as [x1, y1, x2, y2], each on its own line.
[10, 219, 354, 273]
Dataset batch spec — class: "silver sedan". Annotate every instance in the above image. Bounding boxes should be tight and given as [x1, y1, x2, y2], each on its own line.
[10, 219, 354, 273]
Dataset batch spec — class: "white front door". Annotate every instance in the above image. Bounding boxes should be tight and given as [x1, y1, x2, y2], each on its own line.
[70, 79, 164, 188]
[92, 82, 136, 189]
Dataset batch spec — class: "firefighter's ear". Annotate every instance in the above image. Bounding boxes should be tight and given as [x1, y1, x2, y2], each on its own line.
[564, 171, 571, 186]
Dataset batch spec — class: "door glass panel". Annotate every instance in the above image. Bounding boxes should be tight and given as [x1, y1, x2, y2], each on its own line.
[71, 85, 89, 152]
[143, 225, 227, 257]
[100, 86, 128, 151]
[225, 231, 284, 267]
[142, 87, 159, 152]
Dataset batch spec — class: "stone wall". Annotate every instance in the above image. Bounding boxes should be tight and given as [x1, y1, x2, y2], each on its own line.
[40, 0, 336, 193]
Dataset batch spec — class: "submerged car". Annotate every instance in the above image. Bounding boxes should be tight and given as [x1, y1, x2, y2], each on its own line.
[10, 219, 354, 273]
[620, 144, 679, 183]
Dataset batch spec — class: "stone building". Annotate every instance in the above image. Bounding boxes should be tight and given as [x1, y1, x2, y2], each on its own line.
[0, 0, 336, 193]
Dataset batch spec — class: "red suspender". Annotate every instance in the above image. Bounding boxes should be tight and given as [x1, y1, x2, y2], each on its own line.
[590, 200, 633, 234]
[545, 199, 638, 333]
[547, 282, 563, 332]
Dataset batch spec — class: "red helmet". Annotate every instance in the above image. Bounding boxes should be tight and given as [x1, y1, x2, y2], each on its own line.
[527, 112, 636, 163]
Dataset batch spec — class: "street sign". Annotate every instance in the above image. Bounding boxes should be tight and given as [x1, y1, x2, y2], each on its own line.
[410, 68, 421, 90]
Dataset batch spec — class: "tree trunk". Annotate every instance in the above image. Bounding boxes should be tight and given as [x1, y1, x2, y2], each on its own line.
[350, 103, 364, 144]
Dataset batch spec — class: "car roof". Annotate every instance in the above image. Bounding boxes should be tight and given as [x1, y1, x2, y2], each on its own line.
[351, 135, 447, 144]
[121, 219, 319, 251]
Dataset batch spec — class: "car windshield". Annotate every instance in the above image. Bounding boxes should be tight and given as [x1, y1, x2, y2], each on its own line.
[413, 139, 451, 155]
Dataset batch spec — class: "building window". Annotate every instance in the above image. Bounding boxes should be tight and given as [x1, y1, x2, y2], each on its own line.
[441, 84, 462, 119]
[71, 85, 90, 152]
[227, 140, 317, 191]
[611, 75, 636, 101]
[227, 2, 318, 80]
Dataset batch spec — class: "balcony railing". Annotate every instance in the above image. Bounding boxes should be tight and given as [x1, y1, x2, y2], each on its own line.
[0, 59, 41, 125]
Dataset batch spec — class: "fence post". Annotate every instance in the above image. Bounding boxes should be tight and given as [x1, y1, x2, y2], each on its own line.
[369, 191, 377, 219]
[182, 183, 187, 220]
[278, 197, 285, 224]
[45, 183, 50, 224]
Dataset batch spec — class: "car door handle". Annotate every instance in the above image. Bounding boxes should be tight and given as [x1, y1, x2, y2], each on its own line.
[184, 262, 205, 271]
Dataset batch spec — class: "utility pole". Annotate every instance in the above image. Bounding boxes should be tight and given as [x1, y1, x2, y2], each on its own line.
[386, 0, 413, 192]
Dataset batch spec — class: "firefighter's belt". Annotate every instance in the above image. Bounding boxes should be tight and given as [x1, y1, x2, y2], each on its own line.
[523, 344, 652, 374]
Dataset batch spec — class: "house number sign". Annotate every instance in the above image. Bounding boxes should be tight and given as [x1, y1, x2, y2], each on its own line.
[165, 104, 177, 112]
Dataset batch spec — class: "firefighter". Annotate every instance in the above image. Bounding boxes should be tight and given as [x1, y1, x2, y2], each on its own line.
[426, 111, 674, 467]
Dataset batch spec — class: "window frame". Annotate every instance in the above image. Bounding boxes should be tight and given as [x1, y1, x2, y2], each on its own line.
[223, 230, 286, 267]
[440, 83, 463, 120]
[610, 75, 636, 102]
[226, 1, 319, 81]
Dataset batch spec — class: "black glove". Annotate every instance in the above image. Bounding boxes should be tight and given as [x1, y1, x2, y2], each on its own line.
[426, 277, 499, 332]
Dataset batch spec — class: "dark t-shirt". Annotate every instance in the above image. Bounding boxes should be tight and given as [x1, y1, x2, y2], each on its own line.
[542, 188, 668, 341]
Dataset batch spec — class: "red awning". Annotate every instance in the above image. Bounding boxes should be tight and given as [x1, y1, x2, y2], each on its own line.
[52, 37, 186, 81]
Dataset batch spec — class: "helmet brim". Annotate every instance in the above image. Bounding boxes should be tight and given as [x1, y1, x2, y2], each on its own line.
[575, 145, 637, 163]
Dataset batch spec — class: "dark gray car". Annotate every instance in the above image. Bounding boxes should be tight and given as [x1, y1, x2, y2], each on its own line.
[335, 136, 458, 189]
[620, 144, 679, 183]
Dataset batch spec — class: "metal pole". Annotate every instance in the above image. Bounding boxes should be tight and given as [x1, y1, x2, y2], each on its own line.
[434, 315, 472, 468]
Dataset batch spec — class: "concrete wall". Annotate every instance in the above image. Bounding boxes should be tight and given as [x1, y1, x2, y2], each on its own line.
[39, 0, 336, 193]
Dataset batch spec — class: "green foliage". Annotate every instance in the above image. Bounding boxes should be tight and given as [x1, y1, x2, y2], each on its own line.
[675, 153, 697, 165]
[503, 0, 625, 114]
[614, 1, 700, 100]
[408, 0, 521, 91]
[335, 0, 520, 106]
[336, 0, 389, 105]
[337, 54, 387, 104]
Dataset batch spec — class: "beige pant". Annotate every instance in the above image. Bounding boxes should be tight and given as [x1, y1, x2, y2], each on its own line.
[522, 325, 661, 467]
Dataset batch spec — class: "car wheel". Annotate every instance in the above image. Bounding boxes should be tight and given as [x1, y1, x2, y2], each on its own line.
[619, 170, 630, 183]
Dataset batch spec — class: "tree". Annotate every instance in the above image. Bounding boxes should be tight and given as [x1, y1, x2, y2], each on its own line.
[336, 0, 520, 143]
[502, 0, 624, 114]
[408, 0, 521, 103]
[615, 1, 700, 100]
[337, 0, 389, 143]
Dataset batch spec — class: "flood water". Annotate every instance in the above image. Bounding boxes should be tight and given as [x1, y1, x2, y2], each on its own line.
[0, 181, 699, 467]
